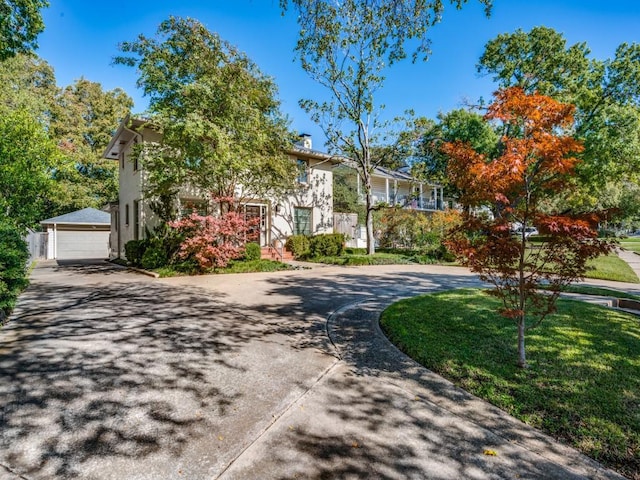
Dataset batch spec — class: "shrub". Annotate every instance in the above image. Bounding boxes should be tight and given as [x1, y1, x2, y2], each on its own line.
[168, 212, 255, 270]
[124, 239, 147, 267]
[244, 242, 261, 261]
[141, 238, 169, 270]
[309, 233, 345, 257]
[0, 223, 30, 323]
[285, 235, 310, 258]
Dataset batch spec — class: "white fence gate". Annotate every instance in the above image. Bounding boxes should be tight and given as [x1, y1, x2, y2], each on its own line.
[25, 230, 48, 261]
[333, 213, 366, 248]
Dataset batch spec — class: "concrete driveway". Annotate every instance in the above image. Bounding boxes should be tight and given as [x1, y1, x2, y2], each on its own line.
[0, 260, 624, 479]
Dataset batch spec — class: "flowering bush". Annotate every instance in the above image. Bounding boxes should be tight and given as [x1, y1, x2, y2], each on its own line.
[169, 212, 257, 270]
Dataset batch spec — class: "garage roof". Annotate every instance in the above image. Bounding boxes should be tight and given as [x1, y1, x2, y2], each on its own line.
[40, 208, 110, 226]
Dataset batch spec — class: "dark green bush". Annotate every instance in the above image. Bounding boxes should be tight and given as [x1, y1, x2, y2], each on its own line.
[141, 238, 169, 270]
[285, 235, 310, 258]
[124, 239, 148, 267]
[0, 223, 30, 323]
[309, 233, 345, 257]
[244, 242, 261, 261]
[345, 247, 367, 255]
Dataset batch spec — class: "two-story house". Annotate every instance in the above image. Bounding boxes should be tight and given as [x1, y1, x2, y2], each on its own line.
[102, 118, 339, 260]
[333, 163, 445, 247]
[361, 165, 445, 211]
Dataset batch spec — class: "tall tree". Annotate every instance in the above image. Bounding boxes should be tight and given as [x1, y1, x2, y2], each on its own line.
[0, 53, 57, 123]
[444, 88, 612, 368]
[0, 107, 67, 229]
[478, 26, 640, 212]
[51, 78, 133, 211]
[282, 0, 492, 254]
[115, 16, 295, 219]
[409, 109, 498, 197]
[0, 0, 48, 61]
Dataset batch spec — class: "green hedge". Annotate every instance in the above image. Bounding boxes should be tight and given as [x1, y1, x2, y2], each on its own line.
[244, 242, 261, 261]
[124, 239, 148, 267]
[285, 235, 310, 258]
[309, 233, 345, 257]
[140, 238, 170, 270]
[0, 223, 30, 323]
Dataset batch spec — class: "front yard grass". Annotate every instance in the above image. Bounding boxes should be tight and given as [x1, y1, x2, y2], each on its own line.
[587, 253, 639, 283]
[540, 284, 640, 301]
[621, 237, 640, 254]
[381, 289, 639, 479]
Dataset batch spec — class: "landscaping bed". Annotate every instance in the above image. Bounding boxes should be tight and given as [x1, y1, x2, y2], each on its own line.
[154, 259, 292, 277]
[381, 288, 640, 479]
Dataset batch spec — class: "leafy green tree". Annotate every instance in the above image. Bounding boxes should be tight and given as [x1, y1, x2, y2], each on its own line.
[0, 56, 131, 214]
[282, 0, 492, 254]
[333, 165, 365, 219]
[0, 52, 57, 123]
[115, 16, 294, 219]
[0, 220, 30, 323]
[51, 78, 133, 211]
[410, 109, 498, 196]
[0, 108, 67, 229]
[478, 26, 640, 212]
[0, 0, 48, 61]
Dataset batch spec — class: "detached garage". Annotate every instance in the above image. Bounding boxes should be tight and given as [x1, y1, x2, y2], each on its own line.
[40, 208, 110, 260]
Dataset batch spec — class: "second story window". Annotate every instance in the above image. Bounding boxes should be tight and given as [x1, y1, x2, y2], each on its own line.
[296, 159, 309, 184]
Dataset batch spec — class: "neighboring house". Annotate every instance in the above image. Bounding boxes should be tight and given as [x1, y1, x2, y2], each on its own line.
[102, 118, 339, 259]
[359, 165, 445, 211]
[40, 207, 111, 260]
[334, 164, 445, 248]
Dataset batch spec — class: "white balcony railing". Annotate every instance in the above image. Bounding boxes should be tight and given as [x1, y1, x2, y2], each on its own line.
[360, 192, 443, 211]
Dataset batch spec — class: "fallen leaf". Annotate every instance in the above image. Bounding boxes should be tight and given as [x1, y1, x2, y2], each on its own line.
[484, 449, 498, 456]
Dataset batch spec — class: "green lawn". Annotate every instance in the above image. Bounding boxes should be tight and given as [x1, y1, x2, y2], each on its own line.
[587, 253, 639, 283]
[540, 284, 640, 301]
[381, 289, 640, 478]
[621, 237, 640, 254]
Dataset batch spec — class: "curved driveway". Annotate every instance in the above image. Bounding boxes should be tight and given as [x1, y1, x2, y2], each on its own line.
[0, 261, 624, 479]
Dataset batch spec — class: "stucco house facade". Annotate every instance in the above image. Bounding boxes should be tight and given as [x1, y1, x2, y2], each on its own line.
[103, 118, 338, 260]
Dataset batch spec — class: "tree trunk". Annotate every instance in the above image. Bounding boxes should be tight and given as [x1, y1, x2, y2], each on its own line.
[364, 175, 375, 255]
[517, 316, 527, 368]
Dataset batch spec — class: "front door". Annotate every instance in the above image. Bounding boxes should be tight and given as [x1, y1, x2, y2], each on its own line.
[244, 204, 268, 246]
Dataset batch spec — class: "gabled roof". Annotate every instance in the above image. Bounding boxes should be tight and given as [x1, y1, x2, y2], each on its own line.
[336, 161, 442, 188]
[40, 208, 110, 226]
[372, 165, 415, 181]
[102, 115, 148, 161]
[288, 144, 342, 164]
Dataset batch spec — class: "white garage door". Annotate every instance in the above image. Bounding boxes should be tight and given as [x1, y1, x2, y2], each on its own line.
[56, 229, 110, 259]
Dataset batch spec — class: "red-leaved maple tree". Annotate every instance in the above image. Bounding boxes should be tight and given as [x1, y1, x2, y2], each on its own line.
[169, 210, 258, 270]
[443, 87, 614, 368]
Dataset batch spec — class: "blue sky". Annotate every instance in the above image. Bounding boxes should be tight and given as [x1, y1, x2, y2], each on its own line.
[37, 1, 640, 150]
